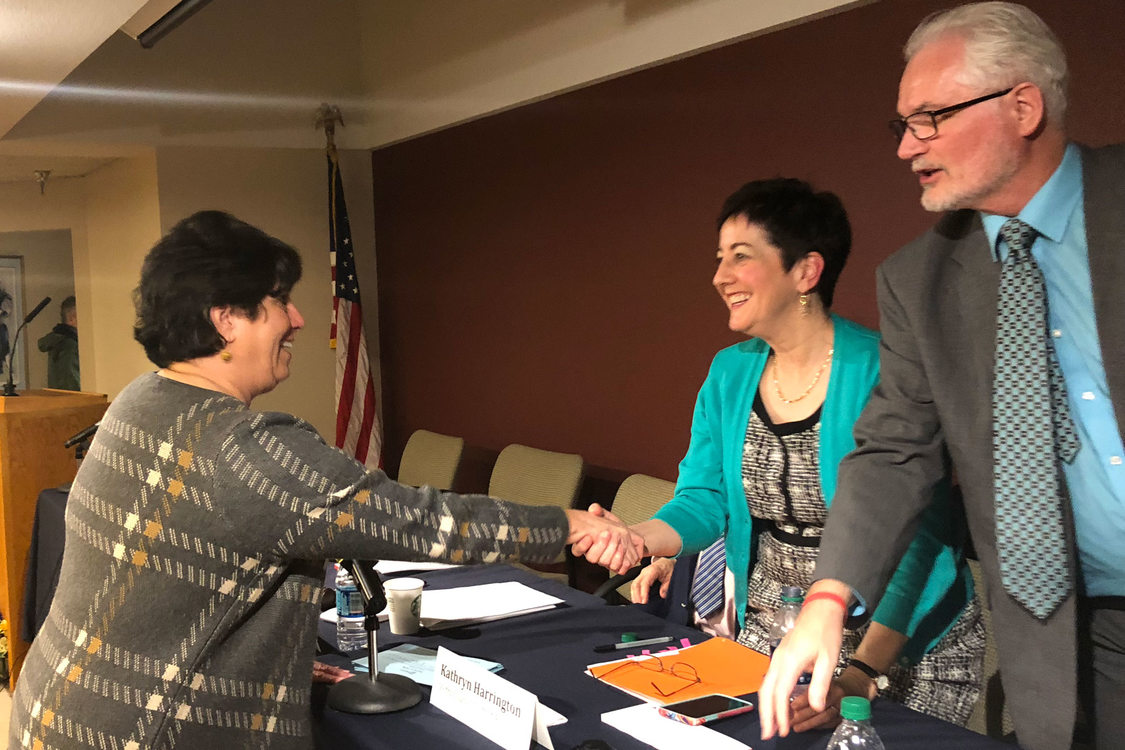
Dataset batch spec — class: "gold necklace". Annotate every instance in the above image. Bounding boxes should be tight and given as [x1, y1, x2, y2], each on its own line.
[772, 347, 834, 404]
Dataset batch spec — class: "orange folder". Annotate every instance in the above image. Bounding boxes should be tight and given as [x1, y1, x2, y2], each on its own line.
[587, 637, 771, 705]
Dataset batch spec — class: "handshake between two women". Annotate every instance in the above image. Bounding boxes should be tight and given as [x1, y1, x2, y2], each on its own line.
[564, 503, 654, 576]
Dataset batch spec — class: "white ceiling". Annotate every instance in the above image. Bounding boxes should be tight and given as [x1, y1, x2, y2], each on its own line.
[0, 0, 866, 185]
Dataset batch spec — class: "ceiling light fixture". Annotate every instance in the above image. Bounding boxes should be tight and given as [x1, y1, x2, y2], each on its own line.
[134, 0, 214, 49]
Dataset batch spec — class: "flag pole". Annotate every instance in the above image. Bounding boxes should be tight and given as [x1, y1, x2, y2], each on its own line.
[316, 103, 383, 471]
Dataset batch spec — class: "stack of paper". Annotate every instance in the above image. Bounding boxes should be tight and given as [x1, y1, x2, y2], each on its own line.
[602, 704, 752, 750]
[587, 637, 770, 705]
[319, 581, 561, 629]
[421, 581, 563, 630]
[374, 560, 457, 575]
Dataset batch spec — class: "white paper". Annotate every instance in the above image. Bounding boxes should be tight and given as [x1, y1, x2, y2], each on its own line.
[320, 580, 561, 629]
[374, 559, 457, 574]
[601, 704, 752, 750]
[319, 607, 388, 623]
[420, 581, 563, 629]
[431, 647, 537, 750]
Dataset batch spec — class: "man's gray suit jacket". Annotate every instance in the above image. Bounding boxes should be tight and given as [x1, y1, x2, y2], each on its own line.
[818, 143, 1125, 750]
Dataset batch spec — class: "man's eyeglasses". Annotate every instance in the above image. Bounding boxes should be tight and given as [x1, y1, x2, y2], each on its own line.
[595, 654, 701, 697]
[889, 88, 1013, 142]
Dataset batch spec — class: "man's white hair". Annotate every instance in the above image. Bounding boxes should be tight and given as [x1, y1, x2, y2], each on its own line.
[905, 2, 1068, 128]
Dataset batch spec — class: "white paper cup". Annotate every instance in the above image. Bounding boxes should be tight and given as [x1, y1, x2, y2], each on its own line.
[383, 577, 424, 634]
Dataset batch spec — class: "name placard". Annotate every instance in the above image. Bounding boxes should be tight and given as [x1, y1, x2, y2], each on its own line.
[431, 646, 540, 750]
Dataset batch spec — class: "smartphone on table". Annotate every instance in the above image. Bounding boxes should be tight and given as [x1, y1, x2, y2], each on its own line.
[656, 694, 755, 726]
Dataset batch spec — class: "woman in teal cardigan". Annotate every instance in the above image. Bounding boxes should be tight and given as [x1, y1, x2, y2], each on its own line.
[630, 178, 984, 730]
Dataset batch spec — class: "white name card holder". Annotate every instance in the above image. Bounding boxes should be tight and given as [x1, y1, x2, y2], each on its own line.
[431, 646, 564, 750]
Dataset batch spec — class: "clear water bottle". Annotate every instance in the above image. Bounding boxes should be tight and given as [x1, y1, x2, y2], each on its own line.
[335, 565, 366, 652]
[827, 697, 885, 749]
[769, 585, 811, 694]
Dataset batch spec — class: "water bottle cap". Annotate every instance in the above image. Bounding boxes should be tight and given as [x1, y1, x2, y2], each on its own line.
[779, 585, 804, 603]
[839, 696, 872, 721]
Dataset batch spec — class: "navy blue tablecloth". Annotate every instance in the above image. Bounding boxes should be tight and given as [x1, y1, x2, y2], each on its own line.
[313, 564, 1013, 750]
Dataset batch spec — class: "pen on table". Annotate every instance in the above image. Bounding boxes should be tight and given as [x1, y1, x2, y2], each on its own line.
[593, 636, 674, 653]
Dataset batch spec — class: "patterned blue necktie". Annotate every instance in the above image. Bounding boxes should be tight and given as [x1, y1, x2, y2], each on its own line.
[992, 218, 1080, 619]
[691, 539, 727, 619]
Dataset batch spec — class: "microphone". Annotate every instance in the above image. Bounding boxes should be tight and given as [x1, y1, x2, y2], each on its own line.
[340, 559, 387, 613]
[23, 296, 52, 325]
[3, 295, 51, 396]
[64, 420, 101, 448]
[328, 559, 421, 714]
[339, 557, 389, 616]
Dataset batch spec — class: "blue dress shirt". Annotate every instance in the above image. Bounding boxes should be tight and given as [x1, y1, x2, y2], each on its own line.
[982, 143, 1125, 597]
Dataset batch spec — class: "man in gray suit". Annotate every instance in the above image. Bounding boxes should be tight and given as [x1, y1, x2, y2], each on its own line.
[759, 4, 1125, 749]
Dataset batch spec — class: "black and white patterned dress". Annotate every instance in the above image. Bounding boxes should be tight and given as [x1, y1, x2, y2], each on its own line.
[734, 392, 984, 726]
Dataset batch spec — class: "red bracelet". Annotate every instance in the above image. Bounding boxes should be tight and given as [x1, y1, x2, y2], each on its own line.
[803, 591, 848, 610]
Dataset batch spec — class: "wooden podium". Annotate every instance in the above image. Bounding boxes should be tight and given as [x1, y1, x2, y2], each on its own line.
[0, 389, 108, 689]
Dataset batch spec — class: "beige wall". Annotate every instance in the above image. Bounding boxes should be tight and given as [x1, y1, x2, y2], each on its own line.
[0, 146, 377, 445]
[81, 153, 162, 398]
[0, 159, 162, 399]
[153, 146, 379, 439]
[0, 176, 88, 390]
[0, 230, 76, 389]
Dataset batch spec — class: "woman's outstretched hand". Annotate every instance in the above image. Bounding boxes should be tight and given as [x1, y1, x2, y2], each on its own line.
[566, 504, 645, 575]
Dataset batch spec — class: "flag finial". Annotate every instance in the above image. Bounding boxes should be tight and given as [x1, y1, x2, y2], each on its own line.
[315, 103, 344, 150]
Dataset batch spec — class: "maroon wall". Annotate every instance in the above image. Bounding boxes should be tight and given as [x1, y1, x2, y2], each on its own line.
[371, 0, 1125, 490]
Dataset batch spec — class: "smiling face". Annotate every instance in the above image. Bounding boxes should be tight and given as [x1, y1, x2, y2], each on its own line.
[225, 293, 305, 399]
[896, 35, 1024, 213]
[713, 216, 808, 340]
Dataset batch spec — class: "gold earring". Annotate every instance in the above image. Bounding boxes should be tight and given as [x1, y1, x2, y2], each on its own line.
[799, 293, 810, 316]
[220, 350, 233, 362]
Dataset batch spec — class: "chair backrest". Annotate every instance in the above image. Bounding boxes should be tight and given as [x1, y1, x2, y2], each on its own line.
[397, 429, 465, 491]
[488, 444, 584, 509]
[606, 473, 675, 601]
[610, 473, 675, 527]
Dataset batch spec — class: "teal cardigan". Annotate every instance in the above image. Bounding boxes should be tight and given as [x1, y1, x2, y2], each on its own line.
[654, 315, 972, 661]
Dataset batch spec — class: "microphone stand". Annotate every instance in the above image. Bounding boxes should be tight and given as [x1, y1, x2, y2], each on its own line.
[327, 560, 422, 714]
[4, 295, 52, 396]
[3, 318, 33, 396]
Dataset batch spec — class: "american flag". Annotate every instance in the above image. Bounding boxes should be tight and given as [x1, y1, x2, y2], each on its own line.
[328, 148, 381, 469]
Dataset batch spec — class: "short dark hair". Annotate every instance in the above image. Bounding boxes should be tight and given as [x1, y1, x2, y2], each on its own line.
[60, 295, 76, 323]
[716, 178, 851, 308]
[133, 211, 302, 367]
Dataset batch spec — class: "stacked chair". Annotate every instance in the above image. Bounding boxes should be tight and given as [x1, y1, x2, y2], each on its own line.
[488, 443, 584, 585]
[591, 473, 675, 602]
[397, 429, 465, 491]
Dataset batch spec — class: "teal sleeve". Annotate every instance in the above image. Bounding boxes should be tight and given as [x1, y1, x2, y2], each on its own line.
[653, 361, 728, 554]
[871, 486, 973, 660]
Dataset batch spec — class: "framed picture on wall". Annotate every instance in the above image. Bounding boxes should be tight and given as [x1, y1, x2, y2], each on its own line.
[0, 257, 25, 389]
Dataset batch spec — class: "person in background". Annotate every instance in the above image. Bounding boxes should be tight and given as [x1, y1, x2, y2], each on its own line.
[9, 211, 640, 750]
[38, 295, 80, 390]
[760, 5, 1125, 749]
[622, 178, 984, 730]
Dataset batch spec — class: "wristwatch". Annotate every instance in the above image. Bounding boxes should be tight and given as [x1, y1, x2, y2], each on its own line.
[847, 658, 890, 691]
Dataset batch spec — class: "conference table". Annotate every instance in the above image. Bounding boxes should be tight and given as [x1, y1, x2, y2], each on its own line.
[312, 564, 1015, 750]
